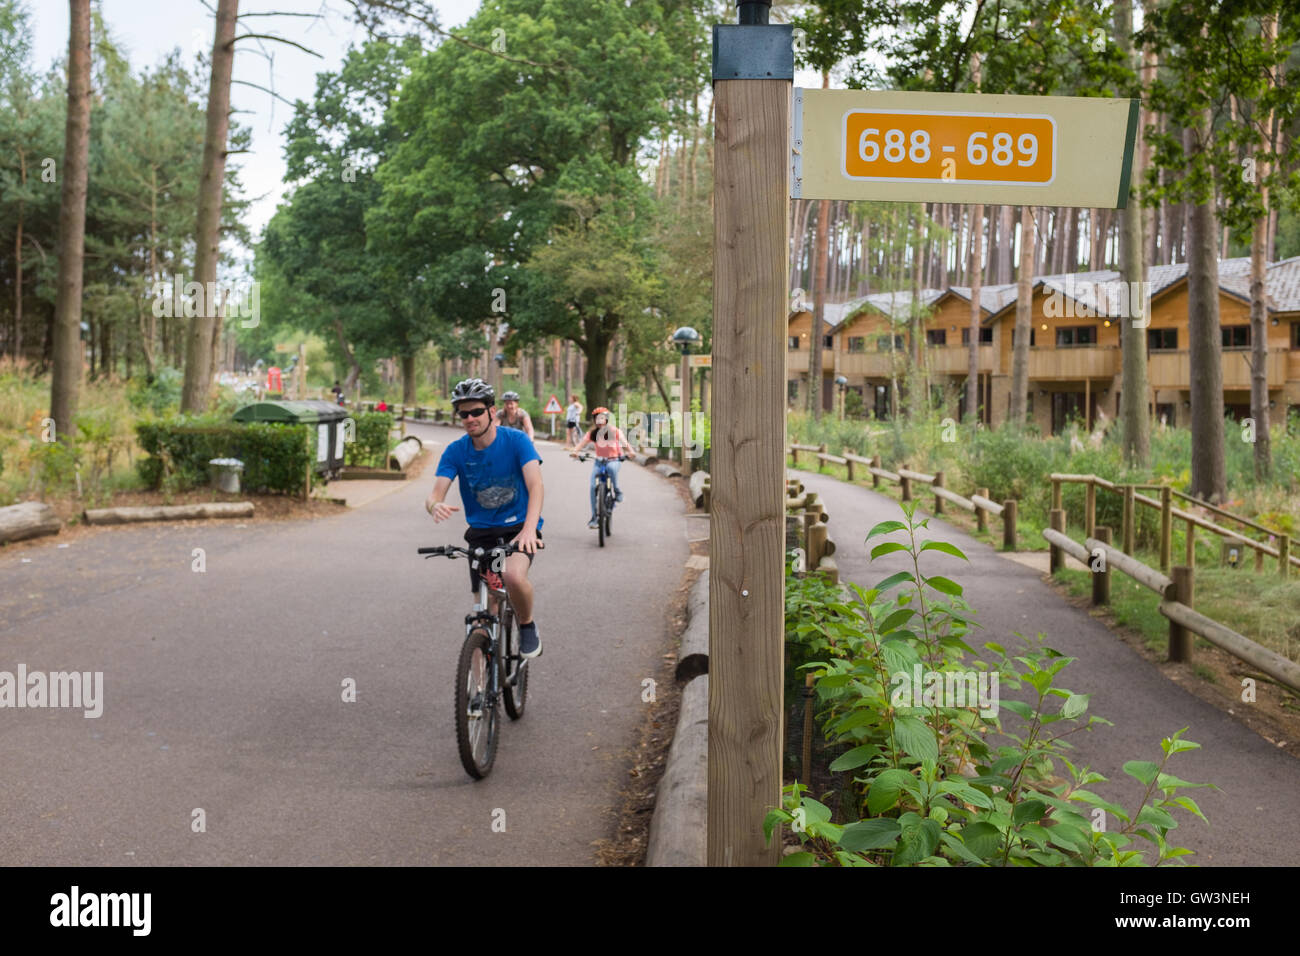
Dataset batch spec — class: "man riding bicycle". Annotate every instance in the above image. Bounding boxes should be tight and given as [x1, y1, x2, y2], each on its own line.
[494, 390, 535, 441]
[570, 406, 634, 529]
[426, 378, 545, 658]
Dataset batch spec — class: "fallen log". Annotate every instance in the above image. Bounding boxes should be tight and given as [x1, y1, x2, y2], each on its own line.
[654, 462, 684, 478]
[646, 674, 708, 867]
[388, 435, 423, 471]
[0, 501, 61, 544]
[83, 502, 255, 525]
[688, 470, 710, 508]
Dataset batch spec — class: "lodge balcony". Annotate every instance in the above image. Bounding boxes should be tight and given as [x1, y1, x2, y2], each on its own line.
[1027, 346, 1119, 380]
[1147, 348, 1288, 390]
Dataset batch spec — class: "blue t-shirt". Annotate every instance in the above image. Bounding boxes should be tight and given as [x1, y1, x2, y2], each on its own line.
[435, 426, 544, 530]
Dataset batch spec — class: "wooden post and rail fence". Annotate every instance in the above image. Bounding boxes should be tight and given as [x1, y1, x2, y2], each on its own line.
[1041, 520, 1300, 694]
[787, 443, 1018, 550]
[1049, 473, 1296, 577]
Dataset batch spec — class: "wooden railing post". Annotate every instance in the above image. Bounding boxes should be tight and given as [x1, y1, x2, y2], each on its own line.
[933, 470, 945, 515]
[900, 463, 912, 501]
[1049, 509, 1065, 574]
[1185, 517, 1195, 569]
[976, 487, 989, 533]
[871, 455, 881, 489]
[1002, 499, 1017, 551]
[1169, 565, 1194, 663]
[1092, 526, 1112, 606]
[845, 453, 855, 482]
[1084, 479, 1096, 540]
[817, 443, 827, 472]
[1159, 486, 1173, 573]
[1122, 484, 1135, 555]
[1280, 534, 1290, 578]
[1051, 477, 1062, 511]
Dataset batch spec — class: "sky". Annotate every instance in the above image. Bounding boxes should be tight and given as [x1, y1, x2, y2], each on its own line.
[29, 0, 483, 239]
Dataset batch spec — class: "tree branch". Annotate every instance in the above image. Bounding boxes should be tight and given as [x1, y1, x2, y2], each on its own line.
[233, 32, 323, 58]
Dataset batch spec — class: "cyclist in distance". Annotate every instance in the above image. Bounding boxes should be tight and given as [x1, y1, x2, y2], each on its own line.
[494, 390, 535, 440]
[426, 378, 545, 658]
[570, 406, 634, 529]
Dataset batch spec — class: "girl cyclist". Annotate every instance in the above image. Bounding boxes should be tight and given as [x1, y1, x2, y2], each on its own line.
[570, 407, 633, 529]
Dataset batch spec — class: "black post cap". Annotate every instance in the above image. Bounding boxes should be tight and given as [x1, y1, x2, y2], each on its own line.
[736, 1, 771, 26]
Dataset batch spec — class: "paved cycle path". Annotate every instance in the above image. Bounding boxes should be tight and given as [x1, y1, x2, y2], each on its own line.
[795, 470, 1300, 866]
[0, 423, 687, 865]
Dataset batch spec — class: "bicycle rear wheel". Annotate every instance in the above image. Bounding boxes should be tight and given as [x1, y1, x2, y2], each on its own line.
[501, 607, 528, 720]
[455, 628, 499, 779]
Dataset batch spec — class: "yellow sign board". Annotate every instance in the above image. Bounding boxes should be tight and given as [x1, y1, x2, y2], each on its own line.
[687, 354, 712, 368]
[501, 367, 520, 376]
[794, 90, 1138, 208]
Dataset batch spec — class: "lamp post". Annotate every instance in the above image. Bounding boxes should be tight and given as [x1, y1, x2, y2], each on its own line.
[672, 326, 702, 471]
[494, 351, 505, 393]
[835, 374, 848, 420]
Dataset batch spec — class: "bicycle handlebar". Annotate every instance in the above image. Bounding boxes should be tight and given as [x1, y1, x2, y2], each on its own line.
[416, 542, 530, 558]
[573, 453, 628, 462]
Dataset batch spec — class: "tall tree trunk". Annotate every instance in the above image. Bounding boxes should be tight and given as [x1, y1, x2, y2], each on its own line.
[997, 204, 1013, 284]
[13, 150, 24, 361]
[181, 0, 238, 413]
[809, 196, 830, 419]
[50, 0, 92, 443]
[909, 207, 925, 420]
[1249, 14, 1277, 480]
[402, 352, 416, 405]
[1186, 123, 1227, 502]
[1009, 204, 1034, 425]
[966, 203, 983, 420]
[938, 203, 949, 290]
[1117, 0, 1150, 466]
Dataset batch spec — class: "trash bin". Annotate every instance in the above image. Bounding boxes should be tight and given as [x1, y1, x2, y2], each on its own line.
[210, 458, 244, 493]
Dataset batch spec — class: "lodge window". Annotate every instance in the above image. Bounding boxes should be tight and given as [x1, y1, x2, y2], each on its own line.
[1221, 325, 1250, 349]
[1147, 328, 1177, 351]
[1291, 322, 1300, 349]
[1055, 326, 1098, 347]
[876, 334, 905, 351]
[961, 327, 993, 345]
[926, 329, 947, 346]
[824, 335, 834, 349]
[788, 336, 800, 349]
[847, 336, 866, 353]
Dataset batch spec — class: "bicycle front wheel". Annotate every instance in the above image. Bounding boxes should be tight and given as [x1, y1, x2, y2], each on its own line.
[501, 607, 528, 720]
[597, 484, 607, 547]
[455, 628, 499, 779]
[603, 482, 613, 538]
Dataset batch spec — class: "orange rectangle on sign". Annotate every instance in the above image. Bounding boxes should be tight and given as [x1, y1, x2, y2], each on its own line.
[842, 110, 1056, 186]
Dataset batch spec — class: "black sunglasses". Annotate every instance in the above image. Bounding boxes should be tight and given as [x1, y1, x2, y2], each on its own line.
[458, 407, 489, 419]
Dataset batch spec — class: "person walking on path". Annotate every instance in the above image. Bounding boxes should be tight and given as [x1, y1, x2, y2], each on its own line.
[564, 395, 583, 449]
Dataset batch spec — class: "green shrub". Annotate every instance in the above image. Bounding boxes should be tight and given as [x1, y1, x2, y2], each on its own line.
[345, 412, 393, 467]
[136, 416, 313, 495]
[769, 501, 1213, 866]
[126, 367, 183, 417]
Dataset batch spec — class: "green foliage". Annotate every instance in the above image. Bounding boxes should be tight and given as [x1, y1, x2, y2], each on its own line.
[767, 501, 1213, 866]
[135, 417, 312, 495]
[345, 411, 393, 468]
[126, 367, 183, 417]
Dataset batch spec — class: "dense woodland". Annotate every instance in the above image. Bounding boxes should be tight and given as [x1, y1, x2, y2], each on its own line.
[2, 0, 1299, 504]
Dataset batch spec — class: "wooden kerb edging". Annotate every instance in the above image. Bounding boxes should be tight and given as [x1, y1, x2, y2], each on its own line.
[1157, 600, 1300, 693]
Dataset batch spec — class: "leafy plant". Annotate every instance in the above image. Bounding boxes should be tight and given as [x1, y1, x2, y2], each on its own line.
[766, 501, 1214, 866]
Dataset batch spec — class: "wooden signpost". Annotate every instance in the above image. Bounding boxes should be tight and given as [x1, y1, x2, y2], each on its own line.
[709, 0, 1137, 867]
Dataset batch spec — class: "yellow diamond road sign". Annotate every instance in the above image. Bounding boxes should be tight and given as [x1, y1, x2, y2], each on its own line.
[793, 89, 1139, 209]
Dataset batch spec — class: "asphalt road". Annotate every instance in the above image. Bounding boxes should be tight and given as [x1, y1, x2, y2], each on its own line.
[796, 469, 1300, 866]
[0, 423, 688, 865]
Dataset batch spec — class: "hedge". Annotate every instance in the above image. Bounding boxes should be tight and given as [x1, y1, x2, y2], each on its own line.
[136, 417, 313, 495]
[345, 411, 393, 468]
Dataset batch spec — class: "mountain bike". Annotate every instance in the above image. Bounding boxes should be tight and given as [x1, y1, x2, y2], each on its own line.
[416, 542, 530, 779]
[574, 453, 627, 547]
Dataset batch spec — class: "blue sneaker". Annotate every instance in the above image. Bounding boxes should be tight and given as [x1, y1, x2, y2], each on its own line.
[518, 622, 542, 659]
[588, 518, 599, 529]
[615, 491, 624, 503]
